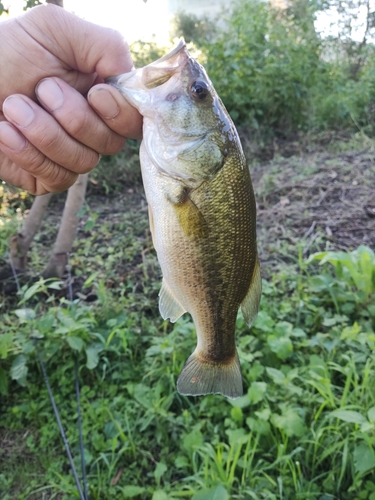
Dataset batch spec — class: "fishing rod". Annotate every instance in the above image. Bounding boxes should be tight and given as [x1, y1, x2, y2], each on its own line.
[9, 252, 89, 500]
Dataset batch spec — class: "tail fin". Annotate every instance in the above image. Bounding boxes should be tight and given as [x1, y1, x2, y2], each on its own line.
[176, 351, 243, 399]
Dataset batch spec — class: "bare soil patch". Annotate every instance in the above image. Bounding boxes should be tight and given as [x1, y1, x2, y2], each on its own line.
[0, 144, 374, 292]
[253, 148, 375, 274]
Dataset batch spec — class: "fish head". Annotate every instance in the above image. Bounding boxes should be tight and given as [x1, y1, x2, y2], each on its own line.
[109, 41, 243, 185]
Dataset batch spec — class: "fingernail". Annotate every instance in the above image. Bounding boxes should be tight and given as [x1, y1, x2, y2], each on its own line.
[36, 78, 64, 112]
[0, 122, 26, 152]
[3, 96, 35, 127]
[88, 88, 120, 119]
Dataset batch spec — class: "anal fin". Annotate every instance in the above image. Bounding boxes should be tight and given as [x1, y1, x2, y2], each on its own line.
[159, 278, 186, 323]
[241, 256, 262, 327]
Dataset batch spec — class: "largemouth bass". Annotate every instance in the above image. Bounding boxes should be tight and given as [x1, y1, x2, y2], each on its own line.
[109, 41, 261, 399]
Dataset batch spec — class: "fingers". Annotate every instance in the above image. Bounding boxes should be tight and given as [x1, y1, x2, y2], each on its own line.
[36, 77, 126, 154]
[88, 83, 143, 140]
[0, 121, 79, 193]
[0, 151, 70, 196]
[0, 94, 99, 192]
[22, 5, 134, 79]
[0, 78, 142, 195]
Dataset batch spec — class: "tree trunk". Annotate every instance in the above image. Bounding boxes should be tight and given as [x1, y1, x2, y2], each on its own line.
[9, 193, 53, 272]
[5, 0, 93, 285]
[42, 174, 89, 278]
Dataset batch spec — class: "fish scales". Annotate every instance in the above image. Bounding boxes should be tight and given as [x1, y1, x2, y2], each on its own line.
[109, 40, 261, 398]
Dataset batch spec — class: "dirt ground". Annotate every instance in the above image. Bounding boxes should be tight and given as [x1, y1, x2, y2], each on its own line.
[0, 141, 374, 292]
[252, 146, 375, 274]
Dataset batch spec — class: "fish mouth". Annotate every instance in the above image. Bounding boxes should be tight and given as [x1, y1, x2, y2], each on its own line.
[107, 39, 188, 91]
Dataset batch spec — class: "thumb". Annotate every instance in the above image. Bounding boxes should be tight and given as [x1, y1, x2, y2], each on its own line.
[20, 4, 133, 79]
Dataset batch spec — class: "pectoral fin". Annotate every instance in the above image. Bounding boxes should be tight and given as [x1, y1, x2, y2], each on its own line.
[241, 256, 262, 327]
[159, 278, 186, 323]
[171, 190, 207, 239]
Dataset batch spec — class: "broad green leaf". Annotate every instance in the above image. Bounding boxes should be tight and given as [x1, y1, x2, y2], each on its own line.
[368, 407, 375, 423]
[152, 491, 168, 500]
[21, 281, 47, 302]
[231, 405, 243, 423]
[340, 323, 361, 341]
[122, 485, 146, 498]
[47, 281, 63, 290]
[229, 393, 250, 409]
[10, 354, 28, 385]
[14, 308, 35, 321]
[85, 343, 103, 369]
[183, 428, 203, 453]
[267, 335, 293, 360]
[271, 407, 307, 437]
[66, 336, 84, 352]
[174, 456, 188, 468]
[246, 416, 271, 436]
[266, 367, 285, 384]
[36, 313, 54, 334]
[84, 219, 96, 232]
[83, 272, 100, 289]
[192, 484, 229, 500]
[226, 428, 248, 445]
[133, 383, 153, 409]
[354, 442, 375, 474]
[0, 333, 12, 359]
[255, 408, 271, 421]
[154, 462, 167, 482]
[275, 321, 293, 337]
[22, 341, 35, 354]
[361, 422, 373, 433]
[330, 409, 367, 425]
[291, 328, 306, 338]
[248, 381, 267, 404]
[253, 311, 274, 333]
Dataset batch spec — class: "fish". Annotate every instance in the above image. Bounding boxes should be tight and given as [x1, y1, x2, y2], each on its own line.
[108, 40, 261, 399]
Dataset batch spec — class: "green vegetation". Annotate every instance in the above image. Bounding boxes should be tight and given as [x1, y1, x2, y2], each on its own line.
[172, 0, 375, 136]
[2, 0, 375, 498]
[1, 166, 375, 498]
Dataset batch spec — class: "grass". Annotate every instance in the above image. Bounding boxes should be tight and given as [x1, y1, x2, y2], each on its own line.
[0, 142, 375, 499]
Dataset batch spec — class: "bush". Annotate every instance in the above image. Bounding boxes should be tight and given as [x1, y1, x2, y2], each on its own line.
[201, 0, 322, 130]
[197, 0, 375, 135]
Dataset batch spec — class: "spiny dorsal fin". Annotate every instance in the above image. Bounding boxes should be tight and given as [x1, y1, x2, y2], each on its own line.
[177, 350, 243, 399]
[159, 278, 186, 323]
[241, 256, 262, 327]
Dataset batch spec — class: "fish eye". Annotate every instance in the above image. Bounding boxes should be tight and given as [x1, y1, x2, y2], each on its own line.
[190, 81, 209, 100]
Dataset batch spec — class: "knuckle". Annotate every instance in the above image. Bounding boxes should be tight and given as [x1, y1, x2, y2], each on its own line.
[64, 110, 88, 138]
[69, 147, 99, 174]
[22, 150, 74, 190]
[97, 133, 125, 155]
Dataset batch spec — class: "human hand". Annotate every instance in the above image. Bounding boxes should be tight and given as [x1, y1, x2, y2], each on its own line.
[0, 4, 142, 195]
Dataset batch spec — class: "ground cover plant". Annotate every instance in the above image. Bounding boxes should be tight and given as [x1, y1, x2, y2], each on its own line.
[1, 1, 375, 498]
[1, 136, 375, 499]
